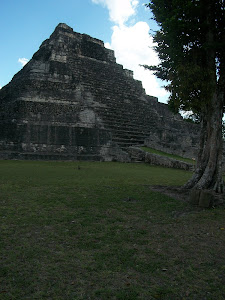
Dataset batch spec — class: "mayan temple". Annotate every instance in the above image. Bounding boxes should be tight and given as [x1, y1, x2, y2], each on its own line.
[0, 23, 199, 161]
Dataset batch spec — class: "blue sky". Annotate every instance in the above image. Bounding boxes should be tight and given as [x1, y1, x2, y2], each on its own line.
[0, 0, 169, 103]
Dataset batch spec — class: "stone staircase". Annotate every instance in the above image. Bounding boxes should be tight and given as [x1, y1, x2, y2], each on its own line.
[94, 106, 156, 148]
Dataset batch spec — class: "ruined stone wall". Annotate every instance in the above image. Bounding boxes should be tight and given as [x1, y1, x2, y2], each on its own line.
[144, 101, 199, 159]
[0, 23, 199, 161]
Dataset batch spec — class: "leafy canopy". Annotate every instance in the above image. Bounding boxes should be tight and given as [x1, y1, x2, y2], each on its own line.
[145, 0, 225, 114]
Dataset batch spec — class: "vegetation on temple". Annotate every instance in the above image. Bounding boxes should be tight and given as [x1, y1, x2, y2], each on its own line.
[145, 0, 225, 192]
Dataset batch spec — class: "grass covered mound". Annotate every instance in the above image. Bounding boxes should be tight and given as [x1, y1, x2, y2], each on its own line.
[141, 146, 195, 164]
[1, 161, 225, 299]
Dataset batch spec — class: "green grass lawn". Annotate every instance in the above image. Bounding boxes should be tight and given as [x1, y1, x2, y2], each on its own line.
[141, 147, 195, 164]
[0, 160, 224, 299]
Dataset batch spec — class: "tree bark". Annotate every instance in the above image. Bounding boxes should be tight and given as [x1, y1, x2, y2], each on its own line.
[184, 0, 225, 193]
[184, 90, 224, 193]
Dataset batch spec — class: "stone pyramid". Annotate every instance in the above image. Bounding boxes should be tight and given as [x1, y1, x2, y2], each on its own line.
[0, 23, 199, 161]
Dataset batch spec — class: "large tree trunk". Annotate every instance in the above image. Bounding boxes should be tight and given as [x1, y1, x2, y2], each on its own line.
[184, 90, 224, 193]
[184, 0, 225, 193]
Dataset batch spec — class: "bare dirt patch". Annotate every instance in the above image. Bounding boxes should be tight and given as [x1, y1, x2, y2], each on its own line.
[149, 185, 191, 202]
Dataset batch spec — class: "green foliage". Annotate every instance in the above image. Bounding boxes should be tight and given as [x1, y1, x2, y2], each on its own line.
[145, 0, 225, 114]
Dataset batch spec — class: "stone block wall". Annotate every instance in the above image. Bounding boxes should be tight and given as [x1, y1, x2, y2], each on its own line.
[0, 23, 200, 161]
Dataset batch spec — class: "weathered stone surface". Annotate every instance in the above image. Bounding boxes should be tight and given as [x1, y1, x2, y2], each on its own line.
[0, 23, 200, 161]
[127, 147, 194, 170]
[145, 152, 194, 171]
[144, 116, 199, 159]
[126, 147, 146, 162]
[100, 142, 131, 162]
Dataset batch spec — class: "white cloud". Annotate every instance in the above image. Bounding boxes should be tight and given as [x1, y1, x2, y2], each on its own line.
[18, 58, 29, 67]
[104, 42, 112, 49]
[92, 0, 138, 26]
[107, 22, 169, 101]
[92, 0, 169, 103]
[0, 86, 2, 89]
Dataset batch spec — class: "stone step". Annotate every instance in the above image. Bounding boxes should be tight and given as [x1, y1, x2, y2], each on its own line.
[98, 107, 157, 116]
[96, 107, 158, 117]
[104, 123, 153, 133]
[95, 102, 157, 112]
[112, 133, 149, 139]
[103, 122, 155, 130]
[99, 113, 157, 123]
[117, 141, 145, 148]
[105, 128, 150, 135]
[113, 138, 145, 145]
